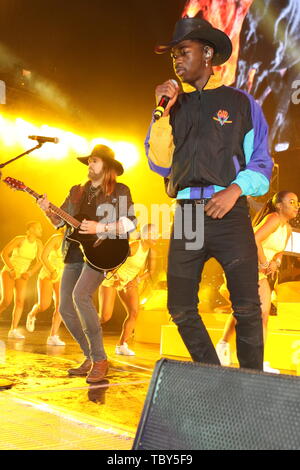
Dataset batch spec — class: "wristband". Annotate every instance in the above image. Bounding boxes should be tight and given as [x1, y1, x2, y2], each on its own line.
[96, 222, 109, 234]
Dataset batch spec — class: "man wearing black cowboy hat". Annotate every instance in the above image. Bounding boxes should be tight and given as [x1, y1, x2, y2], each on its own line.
[145, 16, 274, 370]
[38, 144, 136, 382]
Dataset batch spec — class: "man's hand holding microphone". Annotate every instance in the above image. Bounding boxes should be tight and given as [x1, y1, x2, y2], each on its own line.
[154, 79, 179, 120]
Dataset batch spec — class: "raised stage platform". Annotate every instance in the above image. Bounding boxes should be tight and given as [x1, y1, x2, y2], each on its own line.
[1, 296, 300, 450]
[134, 305, 300, 373]
[161, 315, 300, 373]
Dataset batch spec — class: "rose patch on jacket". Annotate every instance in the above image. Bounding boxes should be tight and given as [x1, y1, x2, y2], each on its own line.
[213, 109, 232, 126]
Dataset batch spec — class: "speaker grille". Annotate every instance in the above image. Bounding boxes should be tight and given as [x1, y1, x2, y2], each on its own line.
[133, 359, 300, 450]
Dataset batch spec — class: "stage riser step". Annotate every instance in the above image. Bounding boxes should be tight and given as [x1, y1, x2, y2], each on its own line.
[161, 325, 300, 372]
[135, 311, 282, 344]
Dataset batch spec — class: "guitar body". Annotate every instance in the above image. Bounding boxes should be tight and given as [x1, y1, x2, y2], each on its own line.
[67, 228, 130, 272]
[3, 179, 130, 272]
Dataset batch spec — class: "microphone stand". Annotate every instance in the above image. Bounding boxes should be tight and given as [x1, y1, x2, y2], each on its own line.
[0, 142, 43, 169]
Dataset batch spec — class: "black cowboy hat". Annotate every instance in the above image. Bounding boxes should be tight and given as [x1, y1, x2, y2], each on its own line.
[155, 17, 232, 66]
[77, 144, 124, 176]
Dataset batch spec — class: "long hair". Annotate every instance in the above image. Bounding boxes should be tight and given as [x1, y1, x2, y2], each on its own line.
[252, 191, 291, 227]
[101, 161, 117, 196]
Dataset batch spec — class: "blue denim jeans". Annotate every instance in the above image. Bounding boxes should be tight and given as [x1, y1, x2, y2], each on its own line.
[59, 262, 106, 362]
[168, 197, 264, 370]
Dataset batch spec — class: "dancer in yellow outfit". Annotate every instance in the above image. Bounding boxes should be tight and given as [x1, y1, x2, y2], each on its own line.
[99, 224, 158, 355]
[0, 221, 43, 339]
[216, 191, 299, 372]
[26, 232, 65, 346]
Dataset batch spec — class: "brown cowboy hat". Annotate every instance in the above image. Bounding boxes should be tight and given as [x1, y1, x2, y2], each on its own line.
[155, 17, 232, 66]
[77, 144, 124, 176]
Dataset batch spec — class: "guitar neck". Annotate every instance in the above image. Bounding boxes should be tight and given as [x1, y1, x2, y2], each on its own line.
[24, 187, 81, 229]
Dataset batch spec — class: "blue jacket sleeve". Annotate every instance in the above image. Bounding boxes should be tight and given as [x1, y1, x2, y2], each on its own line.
[232, 92, 273, 197]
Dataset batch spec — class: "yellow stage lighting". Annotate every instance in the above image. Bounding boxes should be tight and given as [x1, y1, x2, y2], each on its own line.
[90, 138, 139, 170]
[90, 137, 111, 146]
[113, 141, 139, 170]
[15, 118, 37, 146]
[63, 133, 89, 156]
[183, 0, 200, 18]
[0, 115, 19, 146]
[0, 113, 140, 167]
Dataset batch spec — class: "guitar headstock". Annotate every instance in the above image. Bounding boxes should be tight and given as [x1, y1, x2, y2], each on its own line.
[4, 177, 26, 191]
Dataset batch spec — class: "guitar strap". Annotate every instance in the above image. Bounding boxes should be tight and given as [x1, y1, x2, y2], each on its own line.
[112, 189, 119, 224]
[98, 188, 119, 224]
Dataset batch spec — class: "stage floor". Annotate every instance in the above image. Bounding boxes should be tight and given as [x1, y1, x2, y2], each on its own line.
[0, 323, 164, 450]
[0, 321, 296, 450]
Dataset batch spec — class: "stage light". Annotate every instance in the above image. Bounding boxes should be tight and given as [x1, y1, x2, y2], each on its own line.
[113, 141, 139, 170]
[63, 133, 89, 155]
[37, 124, 68, 160]
[0, 116, 18, 146]
[90, 138, 139, 170]
[275, 142, 290, 152]
[15, 118, 38, 147]
[182, 0, 201, 18]
[90, 137, 113, 148]
[22, 69, 31, 79]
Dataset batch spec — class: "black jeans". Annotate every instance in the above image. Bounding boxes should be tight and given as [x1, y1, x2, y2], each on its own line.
[167, 197, 263, 370]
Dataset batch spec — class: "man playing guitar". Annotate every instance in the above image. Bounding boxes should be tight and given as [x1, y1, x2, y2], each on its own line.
[37, 144, 136, 383]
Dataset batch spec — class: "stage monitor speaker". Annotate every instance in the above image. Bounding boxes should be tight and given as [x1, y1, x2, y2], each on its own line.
[133, 358, 300, 450]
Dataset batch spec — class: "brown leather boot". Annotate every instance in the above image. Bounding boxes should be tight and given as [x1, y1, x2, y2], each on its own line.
[68, 359, 92, 376]
[86, 360, 108, 383]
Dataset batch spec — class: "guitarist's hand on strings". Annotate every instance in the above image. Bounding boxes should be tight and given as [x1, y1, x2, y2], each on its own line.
[37, 194, 62, 226]
[79, 219, 99, 234]
[37, 194, 50, 212]
[80, 219, 126, 235]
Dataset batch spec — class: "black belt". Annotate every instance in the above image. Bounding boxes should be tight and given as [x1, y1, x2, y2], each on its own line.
[177, 198, 211, 206]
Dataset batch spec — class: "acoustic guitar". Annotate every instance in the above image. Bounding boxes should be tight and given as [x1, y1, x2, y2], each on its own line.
[4, 176, 130, 272]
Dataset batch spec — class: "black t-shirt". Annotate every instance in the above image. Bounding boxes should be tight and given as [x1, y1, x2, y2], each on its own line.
[64, 187, 99, 264]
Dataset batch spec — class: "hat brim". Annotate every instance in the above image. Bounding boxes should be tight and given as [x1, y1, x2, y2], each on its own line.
[77, 155, 124, 176]
[155, 27, 232, 66]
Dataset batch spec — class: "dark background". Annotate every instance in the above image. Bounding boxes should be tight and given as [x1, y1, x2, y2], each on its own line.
[0, 0, 187, 135]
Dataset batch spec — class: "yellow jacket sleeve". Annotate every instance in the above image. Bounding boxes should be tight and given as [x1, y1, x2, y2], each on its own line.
[145, 116, 175, 177]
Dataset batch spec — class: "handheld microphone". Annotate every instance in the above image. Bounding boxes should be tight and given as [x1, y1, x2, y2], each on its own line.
[28, 135, 59, 144]
[153, 79, 178, 121]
